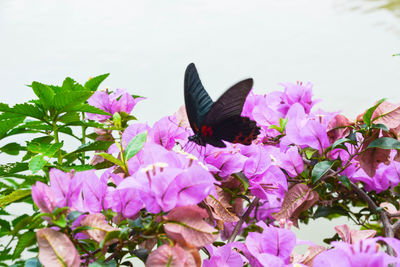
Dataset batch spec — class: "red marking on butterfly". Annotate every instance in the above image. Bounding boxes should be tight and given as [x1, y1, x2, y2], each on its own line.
[201, 125, 213, 137]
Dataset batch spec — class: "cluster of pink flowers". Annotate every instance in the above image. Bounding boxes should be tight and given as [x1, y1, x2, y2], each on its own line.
[31, 84, 400, 266]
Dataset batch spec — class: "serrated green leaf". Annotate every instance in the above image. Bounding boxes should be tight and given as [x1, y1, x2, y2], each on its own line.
[53, 91, 93, 111]
[0, 143, 23, 155]
[0, 117, 25, 138]
[311, 160, 334, 183]
[58, 112, 80, 123]
[367, 137, 400, 150]
[95, 153, 124, 168]
[363, 98, 386, 127]
[84, 73, 110, 91]
[338, 175, 351, 190]
[0, 189, 31, 208]
[58, 165, 95, 172]
[29, 155, 46, 173]
[0, 103, 44, 120]
[31, 82, 55, 109]
[0, 219, 11, 232]
[61, 77, 76, 91]
[13, 231, 36, 259]
[27, 142, 63, 157]
[125, 131, 147, 160]
[0, 162, 29, 176]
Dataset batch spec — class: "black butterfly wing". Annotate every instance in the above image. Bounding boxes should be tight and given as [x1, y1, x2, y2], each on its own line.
[203, 78, 253, 125]
[202, 78, 260, 146]
[184, 63, 214, 133]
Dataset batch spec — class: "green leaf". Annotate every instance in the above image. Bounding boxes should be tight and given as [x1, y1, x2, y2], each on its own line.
[311, 161, 334, 183]
[84, 73, 110, 91]
[0, 117, 25, 138]
[363, 98, 386, 127]
[0, 103, 44, 120]
[304, 147, 318, 159]
[29, 155, 47, 173]
[58, 165, 95, 172]
[331, 138, 351, 150]
[12, 214, 31, 234]
[53, 91, 93, 111]
[27, 142, 63, 157]
[371, 123, 389, 132]
[58, 112, 80, 123]
[0, 143, 23, 155]
[313, 206, 348, 220]
[0, 162, 29, 176]
[232, 173, 249, 191]
[67, 103, 111, 116]
[100, 230, 120, 248]
[24, 257, 42, 267]
[0, 189, 31, 208]
[52, 214, 67, 228]
[13, 231, 36, 259]
[367, 137, 400, 150]
[31, 82, 55, 109]
[125, 131, 147, 160]
[66, 141, 114, 156]
[67, 211, 84, 222]
[0, 218, 11, 232]
[95, 153, 125, 168]
[61, 77, 76, 91]
[338, 175, 351, 190]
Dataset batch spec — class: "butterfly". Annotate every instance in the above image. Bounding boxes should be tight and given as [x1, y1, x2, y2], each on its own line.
[184, 63, 260, 148]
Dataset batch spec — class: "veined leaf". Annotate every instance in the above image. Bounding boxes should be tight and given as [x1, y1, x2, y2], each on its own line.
[29, 155, 47, 173]
[27, 142, 63, 157]
[311, 161, 334, 183]
[363, 98, 386, 127]
[53, 91, 93, 111]
[0, 189, 31, 208]
[0, 103, 44, 120]
[125, 131, 147, 160]
[31, 82, 55, 109]
[95, 153, 125, 168]
[0, 143, 23, 155]
[367, 137, 400, 150]
[0, 162, 29, 176]
[61, 77, 76, 91]
[0, 117, 25, 138]
[84, 73, 110, 91]
[12, 231, 36, 259]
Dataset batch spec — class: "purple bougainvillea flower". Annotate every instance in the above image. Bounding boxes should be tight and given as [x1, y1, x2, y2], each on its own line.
[204, 145, 247, 178]
[280, 81, 319, 115]
[86, 89, 143, 121]
[283, 103, 330, 152]
[31, 182, 57, 213]
[79, 170, 109, 213]
[203, 243, 248, 267]
[120, 144, 217, 213]
[106, 188, 144, 219]
[248, 165, 287, 202]
[149, 115, 189, 150]
[313, 237, 400, 267]
[238, 221, 297, 266]
[350, 160, 400, 193]
[49, 169, 85, 211]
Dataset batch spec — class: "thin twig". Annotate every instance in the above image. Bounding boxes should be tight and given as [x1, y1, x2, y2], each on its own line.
[228, 197, 260, 243]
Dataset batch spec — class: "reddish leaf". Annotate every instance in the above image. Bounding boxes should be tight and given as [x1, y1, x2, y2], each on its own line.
[327, 114, 353, 143]
[372, 101, 400, 129]
[291, 245, 326, 266]
[334, 224, 376, 244]
[273, 184, 319, 227]
[164, 205, 219, 247]
[357, 130, 391, 177]
[80, 213, 119, 244]
[145, 244, 197, 267]
[36, 228, 80, 267]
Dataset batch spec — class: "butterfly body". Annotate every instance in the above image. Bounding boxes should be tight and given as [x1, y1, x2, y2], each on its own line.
[184, 63, 260, 148]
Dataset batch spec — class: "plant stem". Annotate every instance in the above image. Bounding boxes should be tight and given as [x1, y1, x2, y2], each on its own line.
[53, 122, 62, 165]
[228, 196, 260, 243]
